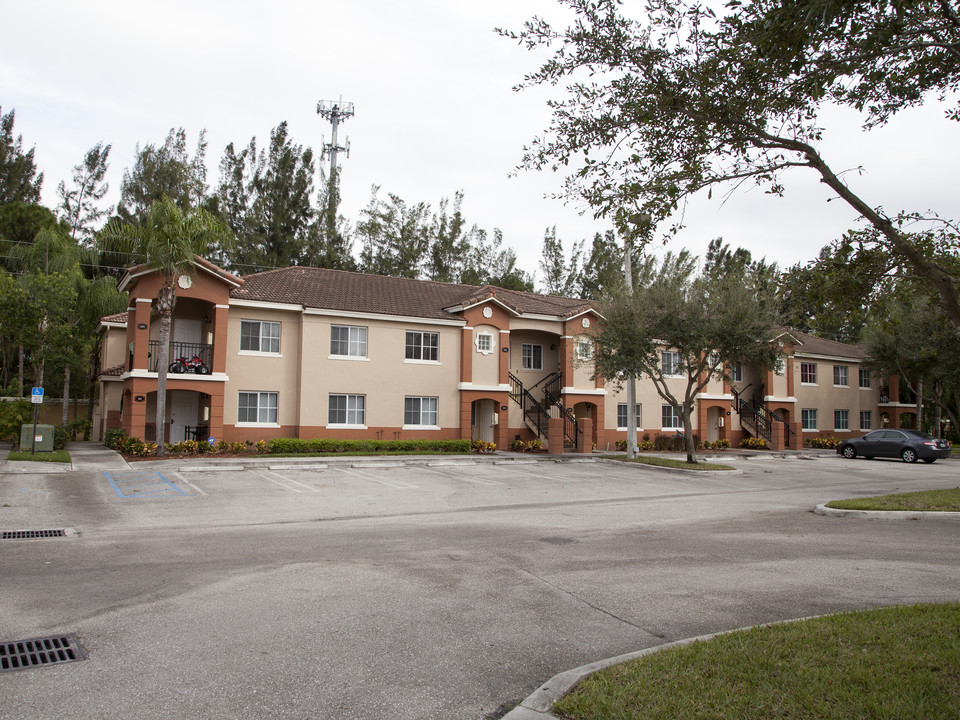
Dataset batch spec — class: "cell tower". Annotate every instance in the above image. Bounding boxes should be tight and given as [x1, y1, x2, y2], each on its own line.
[316, 97, 355, 176]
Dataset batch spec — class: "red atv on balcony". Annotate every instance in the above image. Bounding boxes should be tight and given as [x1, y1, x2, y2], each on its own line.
[168, 354, 211, 375]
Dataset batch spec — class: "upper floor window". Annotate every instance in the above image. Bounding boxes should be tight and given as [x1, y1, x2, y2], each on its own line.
[240, 320, 281, 354]
[661, 351, 682, 377]
[238, 391, 278, 425]
[476, 333, 493, 354]
[521, 343, 542, 371]
[329, 394, 365, 426]
[730, 363, 743, 383]
[576, 337, 594, 362]
[774, 358, 786, 375]
[859, 368, 871, 389]
[330, 325, 367, 358]
[404, 396, 438, 427]
[833, 365, 849, 387]
[800, 362, 817, 384]
[405, 330, 439, 362]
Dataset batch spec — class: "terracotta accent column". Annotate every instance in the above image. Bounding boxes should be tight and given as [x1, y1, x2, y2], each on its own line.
[128, 381, 148, 440]
[786, 357, 795, 398]
[499, 331, 511, 384]
[548, 416, 565, 454]
[578, 417, 593, 454]
[212, 304, 229, 373]
[132, 299, 152, 370]
[770, 421, 785, 451]
[209, 391, 224, 444]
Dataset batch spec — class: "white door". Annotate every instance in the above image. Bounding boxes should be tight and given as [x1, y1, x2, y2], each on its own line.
[168, 391, 199, 444]
[478, 400, 496, 443]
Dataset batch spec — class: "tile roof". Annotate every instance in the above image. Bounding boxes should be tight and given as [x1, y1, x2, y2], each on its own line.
[100, 312, 128, 324]
[789, 329, 866, 360]
[229, 266, 594, 321]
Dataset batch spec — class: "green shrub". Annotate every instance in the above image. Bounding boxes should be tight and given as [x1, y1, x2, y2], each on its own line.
[704, 438, 731, 450]
[615, 439, 627, 451]
[104, 428, 125, 449]
[229, 441, 247, 454]
[807, 436, 838, 449]
[265, 437, 471, 455]
[524, 439, 544, 453]
[0, 397, 31, 441]
[509, 438, 526, 451]
[740, 436, 768, 449]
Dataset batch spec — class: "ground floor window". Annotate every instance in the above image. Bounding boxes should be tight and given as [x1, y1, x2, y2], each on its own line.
[860, 410, 872, 430]
[329, 394, 365, 425]
[661, 404, 682, 429]
[238, 391, 278, 424]
[617, 403, 642, 430]
[834, 409, 849, 430]
[404, 396, 438, 426]
[801, 408, 817, 430]
[521, 344, 542, 370]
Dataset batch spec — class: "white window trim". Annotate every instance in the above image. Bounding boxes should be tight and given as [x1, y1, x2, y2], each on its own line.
[236, 421, 281, 428]
[661, 351, 683, 378]
[521, 343, 543, 371]
[237, 391, 279, 426]
[327, 355, 371, 362]
[801, 409, 818, 431]
[475, 332, 496, 355]
[402, 424, 441, 431]
[402, 359, 442, 366]
[326, 423, 368, 430]
[238, 350, 283, 358]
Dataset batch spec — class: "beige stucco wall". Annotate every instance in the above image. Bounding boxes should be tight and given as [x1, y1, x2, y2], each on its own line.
[471, 323, 501, 387]
[794, 356, 878, 433]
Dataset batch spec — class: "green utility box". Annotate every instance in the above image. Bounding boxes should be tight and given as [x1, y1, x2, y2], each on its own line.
[20, 424, 55, 452]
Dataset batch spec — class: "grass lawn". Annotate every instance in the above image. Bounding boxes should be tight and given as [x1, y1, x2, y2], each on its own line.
[7, 449, 71, 463]
[553, 603, 960, 720]
[826, 487, 960, 512]
[602, 455, 735, 471]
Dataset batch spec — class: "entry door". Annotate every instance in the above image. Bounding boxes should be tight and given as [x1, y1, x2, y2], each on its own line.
[478, 400, 496, 443]
[168, 391, 199, 443]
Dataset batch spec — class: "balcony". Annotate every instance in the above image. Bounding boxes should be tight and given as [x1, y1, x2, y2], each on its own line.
[147, 341, 214, 374]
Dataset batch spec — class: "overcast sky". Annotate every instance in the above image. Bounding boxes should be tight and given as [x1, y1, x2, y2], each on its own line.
[3, 0, 957, 287]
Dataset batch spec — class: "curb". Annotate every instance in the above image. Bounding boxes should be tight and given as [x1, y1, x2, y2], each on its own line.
[502, 615, 833, 720]
[814, 503, 960, 520]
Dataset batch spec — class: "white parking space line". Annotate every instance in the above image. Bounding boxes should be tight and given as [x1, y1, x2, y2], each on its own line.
[419, 466, 505, 486]
[336, 467, 420, 489]
[254, 470, 306, 493]
[261, 469, 320, 492]
[173, 473, 208, 496]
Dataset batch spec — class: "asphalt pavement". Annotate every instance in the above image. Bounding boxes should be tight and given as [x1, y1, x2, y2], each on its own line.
[1, 442, 958, 720]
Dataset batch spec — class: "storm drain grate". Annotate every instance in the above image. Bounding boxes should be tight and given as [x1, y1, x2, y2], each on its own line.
[0, 634, 88, 673]
[1, 529, 66, 540]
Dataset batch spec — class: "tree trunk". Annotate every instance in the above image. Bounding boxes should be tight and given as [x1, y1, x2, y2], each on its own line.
[917, 376, 924, 431]
[18, 344, 24, 395]
[154, 281, 178, 457]
[682, 404, 697, 464]
[62, 364, 70, 427]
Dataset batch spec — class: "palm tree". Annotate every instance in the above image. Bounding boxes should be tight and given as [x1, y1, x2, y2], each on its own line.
[100, 196, 232, 455]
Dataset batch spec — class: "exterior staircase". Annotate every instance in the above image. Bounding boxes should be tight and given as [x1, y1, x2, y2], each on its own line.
[509, 372, 579, 450]
[732, 385, 793, 448]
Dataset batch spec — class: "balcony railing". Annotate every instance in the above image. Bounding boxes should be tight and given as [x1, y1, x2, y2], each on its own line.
[147, 341, 213, 374]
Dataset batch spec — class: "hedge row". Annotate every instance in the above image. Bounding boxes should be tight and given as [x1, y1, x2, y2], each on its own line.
[265, 437, 472, 454]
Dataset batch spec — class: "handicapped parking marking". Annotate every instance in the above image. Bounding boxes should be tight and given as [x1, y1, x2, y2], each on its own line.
[103, 470, 190, 499]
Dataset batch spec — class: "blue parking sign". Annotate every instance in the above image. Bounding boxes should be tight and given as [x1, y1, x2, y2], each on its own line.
[31, 387, 44, 404]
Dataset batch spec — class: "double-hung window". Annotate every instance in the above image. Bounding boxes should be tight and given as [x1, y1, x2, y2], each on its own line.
[800, 362, 817, 384]
[330, 325, 367, 358]
[617, 403, 642, 430]
[238, 391, 278, 424]
[576, 338, 594, 362]
[661, 404, 682, 429]
[404, 396, 438, 427]
[834, 409, 849, 430]
[859, 368, 871, 389]
[240, 320, 281, 354]
[833, 365, 849, 387]
[860, 410, 872, 430]
[801, 408, 818, 430]
[405, 331, 439, 361]
[328, 394, 365, 426]
[661, 351, 681, 377]
[521, 344, 542, 371]
[730, 363, 744, 383]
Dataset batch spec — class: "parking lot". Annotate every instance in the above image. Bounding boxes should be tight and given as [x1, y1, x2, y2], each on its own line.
[2, 451, 959, 719]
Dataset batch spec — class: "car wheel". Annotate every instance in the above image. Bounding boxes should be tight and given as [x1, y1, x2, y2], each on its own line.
[840, 445, 857, 459]
[923, 458, 937, 464]
[901, 448, 918, 464]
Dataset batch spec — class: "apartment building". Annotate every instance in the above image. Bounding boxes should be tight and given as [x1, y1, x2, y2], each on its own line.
[95, 258, 912, 452]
